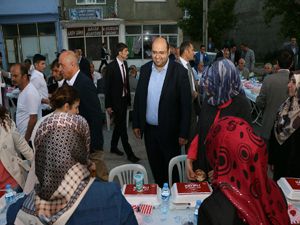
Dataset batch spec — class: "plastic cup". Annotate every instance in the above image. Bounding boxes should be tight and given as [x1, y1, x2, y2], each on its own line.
[134, 173, 144, 192]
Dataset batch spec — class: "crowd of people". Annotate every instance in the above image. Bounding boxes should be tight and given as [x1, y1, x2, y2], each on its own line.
[0, 35, 299, 225]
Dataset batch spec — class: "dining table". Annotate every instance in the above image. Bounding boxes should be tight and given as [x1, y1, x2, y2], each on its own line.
[242, 78, 262, 126]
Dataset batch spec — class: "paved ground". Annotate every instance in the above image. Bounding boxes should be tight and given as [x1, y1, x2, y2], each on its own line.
[103, 113, 263, 185]
[102, 123, 155, 183]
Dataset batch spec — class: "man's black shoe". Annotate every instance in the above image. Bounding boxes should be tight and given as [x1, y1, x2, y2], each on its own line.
[110, 148, 124, 156]
[127, 155, 140, 163]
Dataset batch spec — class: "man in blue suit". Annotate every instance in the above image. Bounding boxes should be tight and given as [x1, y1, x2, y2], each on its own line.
[194, 45, 209, 71]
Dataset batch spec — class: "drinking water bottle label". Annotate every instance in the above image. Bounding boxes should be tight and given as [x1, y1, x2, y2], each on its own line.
[134, 173, 144, 192]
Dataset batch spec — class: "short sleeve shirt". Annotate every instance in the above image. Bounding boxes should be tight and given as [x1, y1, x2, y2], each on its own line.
[16, 83, 41, 137]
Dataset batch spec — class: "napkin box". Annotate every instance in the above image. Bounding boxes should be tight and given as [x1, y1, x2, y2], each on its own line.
[122, 184, 161, 206]
[278, 177, 300, 201]
[171, 182, 212, 207]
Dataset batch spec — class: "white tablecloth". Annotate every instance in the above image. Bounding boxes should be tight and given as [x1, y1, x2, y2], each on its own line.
[137, 206, 194, 225]
[0, 195, 6, 225]
[243, 82, 262, 126]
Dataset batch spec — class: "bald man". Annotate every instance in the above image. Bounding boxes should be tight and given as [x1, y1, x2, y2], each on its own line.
[59, 51, 108, 181]
[133, 37, 191, 186]
[236, 58, 250, 79]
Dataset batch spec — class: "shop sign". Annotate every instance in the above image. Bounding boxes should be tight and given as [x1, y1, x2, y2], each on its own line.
[103, 26, 119, 35]
[85, 26, 102, 36]
[69, 8, 103, 20]
[67, 27, 84, 37]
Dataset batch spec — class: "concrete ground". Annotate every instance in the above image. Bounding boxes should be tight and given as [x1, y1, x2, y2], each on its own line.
[102, 123, 155, 183]
[103, 111, 265, 185]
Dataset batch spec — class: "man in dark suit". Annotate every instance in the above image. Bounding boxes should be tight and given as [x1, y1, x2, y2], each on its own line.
[99, 43, 109, 72]
[105, 43, 139, 163]
[229, 44, 241, 66]
[59, 50, 108, 181]
[47, 59, 65, 94]
[178, 41, 200, 150]
[74, 49, 92, 80]
[284, 36, 299, 70]
[133, 37, 191, 186]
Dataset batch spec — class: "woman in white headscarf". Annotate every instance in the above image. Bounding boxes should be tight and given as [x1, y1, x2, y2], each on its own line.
[269, 73, 300, 180]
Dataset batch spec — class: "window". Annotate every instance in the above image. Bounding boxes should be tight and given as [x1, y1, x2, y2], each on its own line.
[86, 37, 102, 60]
[2, 25, 18, 36]
[161, 25, 177, 34]
[135, 0, 166, 2]
[76, 0, 106, 5]
[125, 24, 178, 60]
[38, 23, 56, 35]
[67, 26, 119, 60]
[19, 24, 37, 36]
[2, 23, 58, 65]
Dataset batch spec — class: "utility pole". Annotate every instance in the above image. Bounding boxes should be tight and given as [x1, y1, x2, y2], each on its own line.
[114, 0, 118, 17]
[202, 0, 208, 47]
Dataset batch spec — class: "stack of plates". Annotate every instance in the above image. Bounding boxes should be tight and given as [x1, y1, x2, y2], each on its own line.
[171, 182, 212, 207]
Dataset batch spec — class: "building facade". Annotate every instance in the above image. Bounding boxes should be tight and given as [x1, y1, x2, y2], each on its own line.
[61, 0, 183, 67]
[0, 0, 62, 71]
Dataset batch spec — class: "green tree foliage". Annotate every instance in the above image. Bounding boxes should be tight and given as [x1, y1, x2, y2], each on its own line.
[208, 0, 237, 47]
[263, 0, 300, 39]
[177, 0, 203, 41]
[177, 0, 237, 47]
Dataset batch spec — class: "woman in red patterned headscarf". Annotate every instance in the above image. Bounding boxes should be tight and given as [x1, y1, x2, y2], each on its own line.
[198, 116, 290, 225]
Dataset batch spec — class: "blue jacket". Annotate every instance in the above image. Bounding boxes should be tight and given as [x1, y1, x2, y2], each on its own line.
[195, 51, 209, 70]
[7, 179, 138, 225]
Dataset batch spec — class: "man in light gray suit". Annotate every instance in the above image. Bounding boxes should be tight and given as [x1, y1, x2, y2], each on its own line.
[284, 36, 299, 70]
[256, 49, 293, 140]
[178, 41, 200, 149]
[240, 43, 255, 72]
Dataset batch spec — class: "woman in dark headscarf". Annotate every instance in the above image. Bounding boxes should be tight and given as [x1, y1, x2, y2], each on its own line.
[198, 116, 290, 225]
[269, 73, 300, 180]
[186, 58, 252, 181]
[7, 113, 137, 225]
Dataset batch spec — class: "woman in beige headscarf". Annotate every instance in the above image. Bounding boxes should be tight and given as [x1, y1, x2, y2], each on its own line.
[7, 113, 137, 225]
[269, 73, 300, 180]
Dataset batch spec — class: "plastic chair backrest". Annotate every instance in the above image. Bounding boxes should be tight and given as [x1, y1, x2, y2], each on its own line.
[108, 164, 149, 186]
[98, 94, 111, 131]
[168, 155, 187, 188]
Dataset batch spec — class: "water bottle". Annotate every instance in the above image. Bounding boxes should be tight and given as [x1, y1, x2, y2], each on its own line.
[5, 184, 16, 207]
[194, 200, 202, 224]
[160, 183, 170, 220]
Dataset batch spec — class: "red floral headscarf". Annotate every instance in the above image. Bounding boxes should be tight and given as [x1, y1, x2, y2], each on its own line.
[206, 116, 290, 225]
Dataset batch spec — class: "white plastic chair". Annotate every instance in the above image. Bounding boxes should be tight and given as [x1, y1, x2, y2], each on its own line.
[168, 155, 187, 188]
[126, 92, 135, 128]
[108, 164, 149, 186]
[98, 94, 111, 131]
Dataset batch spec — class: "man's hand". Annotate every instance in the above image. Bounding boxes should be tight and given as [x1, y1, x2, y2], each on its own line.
[106, 107, 113, 115]
[133, 128, 141, 139]
[41, 98, 50, 104]
[186, 158, 196, 180]
[192, 91, 198, 99]
[178, 137, 188, 146]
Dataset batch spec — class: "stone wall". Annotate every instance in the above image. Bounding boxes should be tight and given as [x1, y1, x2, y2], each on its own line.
[118, 0, 182, 22]
[227, 0, 286, 62]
